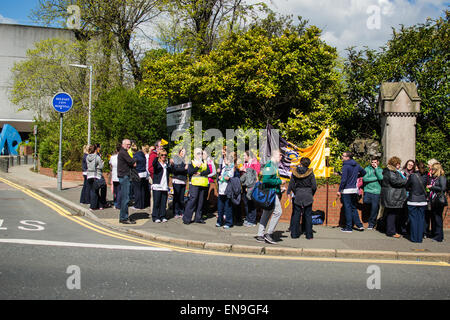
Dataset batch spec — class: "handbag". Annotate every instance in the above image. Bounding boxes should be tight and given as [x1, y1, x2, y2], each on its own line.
[432, 191, 448, 207]
[251, 182, 276, 209]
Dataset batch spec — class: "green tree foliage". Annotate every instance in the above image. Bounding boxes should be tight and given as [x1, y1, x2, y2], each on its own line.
[92, 87, 168, 163]
[141, 20, 344, 139]
[344, 11, 449, 172]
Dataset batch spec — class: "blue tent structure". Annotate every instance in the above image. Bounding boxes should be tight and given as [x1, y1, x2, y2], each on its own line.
[0, 124, 22, 156]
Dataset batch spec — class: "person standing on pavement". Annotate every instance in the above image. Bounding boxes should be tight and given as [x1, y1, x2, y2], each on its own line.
[151, 148, 173, 223]
[86, 144, 106, 210]
[404, 163, 427, 243]
[380, 156, 407, 238]
[425, 158, 440, 238]
[427, 163, 447, 242]
[287, 157, 317, 239]
[133, 145, 149, 210]
[117, 139, 136, 224]
[363, 156, 383, 230]
[217, 153, 235, 229]
[240, 150, 259, 227]
[183, 148, 211, 225]
[338, 151, 366, 233]
[109, 143, 122, 209]
[79, 145, 90, 204]
[255, 149, 284, 244]
[171, 148, 188, 218]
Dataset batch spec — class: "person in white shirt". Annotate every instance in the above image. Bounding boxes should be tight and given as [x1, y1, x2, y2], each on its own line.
[109, 143, 121, 209]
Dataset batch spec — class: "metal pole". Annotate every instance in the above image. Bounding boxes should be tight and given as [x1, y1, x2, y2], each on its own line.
[87, 65, 93, 146]
[57, 113, 63, 191]
[34, 125, 37, 172]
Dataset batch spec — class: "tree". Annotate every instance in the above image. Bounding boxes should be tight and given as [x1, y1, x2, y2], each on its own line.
[160, 0, 265, 55]
[92, 86, 168, 160]
[343, 11, 449, 172]
[142, 19, 342, 139]
[31, 0, 163, 84]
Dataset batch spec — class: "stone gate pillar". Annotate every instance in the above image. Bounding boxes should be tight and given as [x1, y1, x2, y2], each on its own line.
[378, 82, 421, 165]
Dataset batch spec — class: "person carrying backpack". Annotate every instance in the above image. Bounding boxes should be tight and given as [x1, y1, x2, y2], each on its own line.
[255, 149, 284, 244]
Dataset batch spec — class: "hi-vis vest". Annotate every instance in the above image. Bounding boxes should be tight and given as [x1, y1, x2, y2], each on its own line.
[191, 162, 209, 187]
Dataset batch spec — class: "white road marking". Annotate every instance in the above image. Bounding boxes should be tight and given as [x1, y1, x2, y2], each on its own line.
[0, 238, 172, 251]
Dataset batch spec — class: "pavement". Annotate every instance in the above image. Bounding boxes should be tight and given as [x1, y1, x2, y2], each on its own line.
[1, 164, 450, 263]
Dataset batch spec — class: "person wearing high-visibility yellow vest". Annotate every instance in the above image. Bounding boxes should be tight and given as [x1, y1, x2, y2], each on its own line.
[182, 148, 211, 224]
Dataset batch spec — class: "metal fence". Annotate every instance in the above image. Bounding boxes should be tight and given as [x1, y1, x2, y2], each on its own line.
[0, 155, 31, 173]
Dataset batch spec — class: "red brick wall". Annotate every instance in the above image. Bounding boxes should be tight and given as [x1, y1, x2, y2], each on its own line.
[39, 167, 112, 185]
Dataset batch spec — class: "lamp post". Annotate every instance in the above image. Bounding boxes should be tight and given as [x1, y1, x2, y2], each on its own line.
[69, 63, 93, 145]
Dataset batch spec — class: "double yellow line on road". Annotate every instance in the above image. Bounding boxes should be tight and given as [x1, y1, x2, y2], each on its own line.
[1, 176, 449, 267]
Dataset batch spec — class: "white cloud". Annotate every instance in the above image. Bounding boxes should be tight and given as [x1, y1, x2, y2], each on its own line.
[0, 14, 17, 24]
[266, 0, 448, 55]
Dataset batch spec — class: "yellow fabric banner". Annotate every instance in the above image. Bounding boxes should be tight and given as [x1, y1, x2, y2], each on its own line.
[283, 128, 331, 178]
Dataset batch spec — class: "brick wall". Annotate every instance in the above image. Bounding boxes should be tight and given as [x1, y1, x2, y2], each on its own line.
[39, 167, 112, 185]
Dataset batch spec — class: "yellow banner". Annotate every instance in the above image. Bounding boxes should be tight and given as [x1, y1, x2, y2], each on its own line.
[284, 129, 331, 178]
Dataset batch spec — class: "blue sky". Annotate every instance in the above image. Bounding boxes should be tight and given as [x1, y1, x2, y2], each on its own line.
[1, 0, 448, 54]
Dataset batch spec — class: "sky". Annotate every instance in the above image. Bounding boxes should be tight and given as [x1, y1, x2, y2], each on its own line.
[0, 0, 448, 56]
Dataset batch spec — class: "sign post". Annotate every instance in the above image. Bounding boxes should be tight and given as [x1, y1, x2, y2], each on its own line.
[52, 92, 73, 191]
[166, 102, 192, 134]
[33, 125, 37, 172]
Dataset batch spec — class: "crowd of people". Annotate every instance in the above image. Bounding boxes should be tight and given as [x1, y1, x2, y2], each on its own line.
[80, 139, 447, 245]
[338, 152, 447, 243]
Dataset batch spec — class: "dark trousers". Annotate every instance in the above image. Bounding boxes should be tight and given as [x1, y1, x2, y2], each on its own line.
[173, 183, 186, 216]
[407, 205, 425, 243]
[80, 175, 90, 204]
[243, 191, 256, 224]
[133, 178, 148, 209]
[87, 178, 106, 209]
[291, 204, 313, 239]
[431, 205, 445, 242]
[152, 190, 168, 221]
[87, 178, 98, 209]
[364, 192, 380, 228]
[113, 181, 121, 209]
[386, 207, 402, 236]
[183, 185, 205, 223]
[119, 176, 130, 221]
[342, 193, 363, 229]
[199, 185, 209, 217]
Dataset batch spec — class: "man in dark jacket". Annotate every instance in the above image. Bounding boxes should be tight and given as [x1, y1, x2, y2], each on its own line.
[338, 151, 366, 232]
[118, 139, 136, 224]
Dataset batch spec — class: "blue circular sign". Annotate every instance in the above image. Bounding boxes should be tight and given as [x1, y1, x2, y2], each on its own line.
[52, 92, 73, 113]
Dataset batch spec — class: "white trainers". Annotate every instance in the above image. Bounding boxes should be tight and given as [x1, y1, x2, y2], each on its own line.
[154, 219, 161, 223]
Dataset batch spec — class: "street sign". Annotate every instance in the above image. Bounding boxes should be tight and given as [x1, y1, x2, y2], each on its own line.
[166, 102, 192, 132]
[52, 92, 73, 113]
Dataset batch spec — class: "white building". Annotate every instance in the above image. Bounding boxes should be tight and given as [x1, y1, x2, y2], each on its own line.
[0, 23, 74, 134]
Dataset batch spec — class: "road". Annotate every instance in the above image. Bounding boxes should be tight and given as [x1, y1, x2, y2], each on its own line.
[0, 179, 449, 304]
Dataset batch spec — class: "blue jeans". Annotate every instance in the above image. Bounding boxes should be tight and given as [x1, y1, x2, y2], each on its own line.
[119, 176, 130, 221]
[364, 192, 380, 228]
[407, 205, 425, 243]
[217, 194, 233, 227]
[152, 190, 168, 221]
[342, 193, 363, 230]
